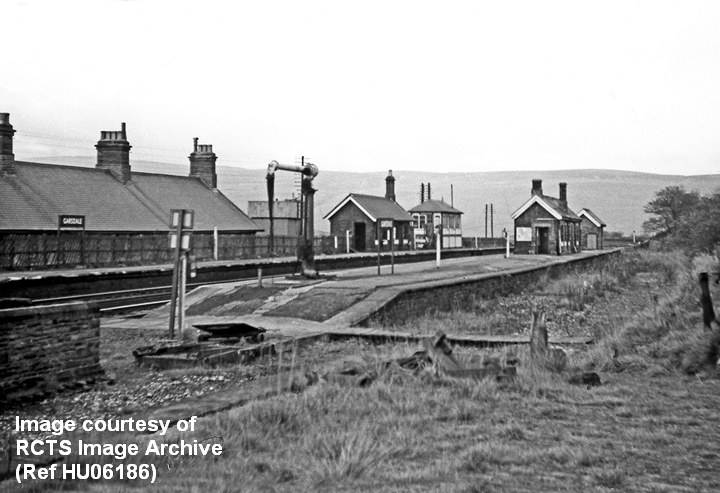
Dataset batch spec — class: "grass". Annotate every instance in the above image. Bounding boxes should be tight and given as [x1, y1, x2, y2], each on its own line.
[10, 247, 720, 492]
[13, 362, 720, 492]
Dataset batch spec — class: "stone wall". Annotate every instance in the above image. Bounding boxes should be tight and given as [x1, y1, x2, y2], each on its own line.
[329, 202, 412, 252]
[0, 301, 103, 402]
[580, 218, 604, 250]
[363, 250, 620, 327]
[514, 202, 559, 254]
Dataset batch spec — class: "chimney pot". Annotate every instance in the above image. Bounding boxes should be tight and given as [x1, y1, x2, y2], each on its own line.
[559, 182, 567, 205]
[189, 138, 217, 188]
[531, 179, 543, 196]
[0, 112, 16, 174]
[385, 169, 396, 202]
[96, 122, 131, 183]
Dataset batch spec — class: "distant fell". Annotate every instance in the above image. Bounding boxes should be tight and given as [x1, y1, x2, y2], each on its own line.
[24, 156, 720, 235]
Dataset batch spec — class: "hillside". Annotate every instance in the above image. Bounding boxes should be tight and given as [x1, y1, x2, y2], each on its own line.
[26, 156, 720, 235]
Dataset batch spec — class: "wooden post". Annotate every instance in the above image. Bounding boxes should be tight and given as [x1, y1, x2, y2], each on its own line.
[485, 204, 488, 238]
[505, 229, 510, 258]
[346, 230, 351, 254]
[258, 267, 263, 288]
[80, 226, 85, 266]
[56, 225, 61, 267]
[700, 272, 717, 330]
[377, 221, 381, 276]
[435, 225, 441, 268]
[179, 252, 188, 340]
[491, 203, 494, 238]
[168, 218, 183, 339]
[213, 227, 218, 260]
[391, 227, 395, 274]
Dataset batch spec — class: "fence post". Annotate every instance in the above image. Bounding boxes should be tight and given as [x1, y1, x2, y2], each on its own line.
[214, 227, 218, 260]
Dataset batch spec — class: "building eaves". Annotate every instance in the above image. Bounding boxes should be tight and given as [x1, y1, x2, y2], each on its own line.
[408, 199, 463, 214]
[578, 208, 606, 227]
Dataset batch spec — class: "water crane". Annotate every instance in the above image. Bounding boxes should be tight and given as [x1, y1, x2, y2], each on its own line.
[266, 159, 319, 277]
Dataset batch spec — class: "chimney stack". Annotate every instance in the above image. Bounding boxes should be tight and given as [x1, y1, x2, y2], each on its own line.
[559, 182, 567, 206]
[385, 170, 396, 201]
[189, 139, 217, 189]
[531, 179, 543, 196]
[96, 122, 131, 183]
[427, 182, 432, 200]
[0, 113, 16, 174]
[420, 183, 425, 203]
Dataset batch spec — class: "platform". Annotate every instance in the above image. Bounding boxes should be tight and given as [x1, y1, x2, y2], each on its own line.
[103, 250, 619, 348]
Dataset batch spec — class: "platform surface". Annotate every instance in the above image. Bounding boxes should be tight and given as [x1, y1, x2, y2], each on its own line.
[103, 250, 615, 345]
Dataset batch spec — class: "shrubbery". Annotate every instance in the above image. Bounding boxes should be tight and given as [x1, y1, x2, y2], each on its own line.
[644, 185, 720, 254]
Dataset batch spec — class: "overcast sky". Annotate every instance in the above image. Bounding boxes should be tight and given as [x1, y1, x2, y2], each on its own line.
[3, 0, 719, 175]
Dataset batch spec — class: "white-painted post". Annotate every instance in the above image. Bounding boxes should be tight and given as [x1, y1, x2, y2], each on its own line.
[505, 233, 510, 258]
[475, 236, 478, 249]
[179, 253, 188, 340]
[213, 227, 218, 260]
[346, 230, 351, 254]
[334, 235, 338, 252]
[258, 267, 263, 288]
[435, 227, 441, 268]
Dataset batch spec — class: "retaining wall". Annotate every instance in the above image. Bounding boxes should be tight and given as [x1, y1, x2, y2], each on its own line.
[363, 250, 621, 327]
[0, 301, 103, 402]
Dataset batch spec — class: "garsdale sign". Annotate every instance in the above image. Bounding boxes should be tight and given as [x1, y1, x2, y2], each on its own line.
[58, 215, 86, 230]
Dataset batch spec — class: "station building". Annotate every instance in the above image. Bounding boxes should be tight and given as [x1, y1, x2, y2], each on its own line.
[511, 180, 582, 255]
[0, 113, 260, 269]
[408, 197, 463, 249]
[324, 171, 413, 252]
[578, 208, 606, 250]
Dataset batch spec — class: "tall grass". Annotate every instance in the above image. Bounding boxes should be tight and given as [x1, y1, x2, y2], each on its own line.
[576, 249, 720, 374]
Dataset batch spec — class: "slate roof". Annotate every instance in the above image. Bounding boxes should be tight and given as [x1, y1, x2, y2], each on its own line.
[0, 161, 261, 233]
[578, 208, 606, 227]
[324, 193, 413, 222]
[511, 193, 581, 222]
[541, 196, 581, 221]
[408, 199, 463, 215]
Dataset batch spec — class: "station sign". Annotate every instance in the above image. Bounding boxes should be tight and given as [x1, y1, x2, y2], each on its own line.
[169, 232, 192, 251]
[58, 215, 85, 230]
[379, 219, 393, 229]
[170, 209, 194, 229]
[169, 209, 194, 251]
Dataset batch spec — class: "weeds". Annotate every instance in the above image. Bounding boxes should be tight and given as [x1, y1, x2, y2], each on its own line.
[303, 422, 389, 485]
[593, 467, 627, 489]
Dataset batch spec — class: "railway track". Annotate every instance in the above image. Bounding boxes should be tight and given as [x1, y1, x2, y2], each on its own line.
[35, 285, 173, 315]
[33, 277, 270, 316]
[19, 248, 508, 315]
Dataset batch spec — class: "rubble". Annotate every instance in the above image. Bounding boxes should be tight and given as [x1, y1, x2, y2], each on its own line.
[321, 331, 519, 386]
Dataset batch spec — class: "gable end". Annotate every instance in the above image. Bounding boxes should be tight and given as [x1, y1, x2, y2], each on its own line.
[511, 195, 562, 220]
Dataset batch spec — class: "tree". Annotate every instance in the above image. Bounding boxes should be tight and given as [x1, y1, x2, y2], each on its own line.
[642, 186, 700, 236]
[674, 191, 720, 253]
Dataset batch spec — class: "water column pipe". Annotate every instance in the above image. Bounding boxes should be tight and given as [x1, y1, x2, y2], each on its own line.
[266, 160, 319, 277]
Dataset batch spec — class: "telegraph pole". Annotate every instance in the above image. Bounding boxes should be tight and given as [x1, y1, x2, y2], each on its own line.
[485, 204, 488, 238]
[491, 203, 494, 238]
